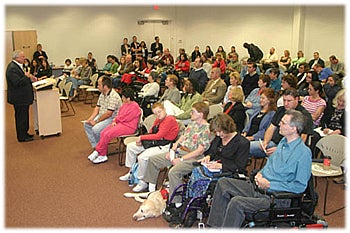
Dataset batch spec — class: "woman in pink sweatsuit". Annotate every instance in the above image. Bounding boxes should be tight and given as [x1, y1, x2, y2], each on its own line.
[88, 88, 141, 164]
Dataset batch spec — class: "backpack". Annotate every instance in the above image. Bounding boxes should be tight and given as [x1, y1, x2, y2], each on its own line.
[128, 163, 139, 186]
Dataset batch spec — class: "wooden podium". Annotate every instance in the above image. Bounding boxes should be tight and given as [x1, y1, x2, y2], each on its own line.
[33, 86, 62, 138]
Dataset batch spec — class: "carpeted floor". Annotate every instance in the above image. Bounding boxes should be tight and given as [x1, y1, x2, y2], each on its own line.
[4, 94, 346, 228]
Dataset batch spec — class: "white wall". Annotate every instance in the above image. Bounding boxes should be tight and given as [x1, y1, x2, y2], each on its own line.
[5, 5, 345, 68]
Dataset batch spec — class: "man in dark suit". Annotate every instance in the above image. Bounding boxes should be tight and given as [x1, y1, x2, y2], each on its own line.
[6, 50, 37, 142]
[308, 51, 325, 69]
[150, 36, 163, 58]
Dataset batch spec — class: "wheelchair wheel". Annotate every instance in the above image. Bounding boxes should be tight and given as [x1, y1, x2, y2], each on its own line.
[183, 210, 197, 228]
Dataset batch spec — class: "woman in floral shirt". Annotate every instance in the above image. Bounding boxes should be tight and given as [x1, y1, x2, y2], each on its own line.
[140, 102, 212, 199]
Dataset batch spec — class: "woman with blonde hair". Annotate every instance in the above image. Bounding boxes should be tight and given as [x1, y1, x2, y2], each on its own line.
[223, 71, 242, 105]
[223, 86, 246, 133]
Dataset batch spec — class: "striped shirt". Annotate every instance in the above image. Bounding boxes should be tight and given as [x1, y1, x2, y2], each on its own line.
[96, 88, 122, 118]
[301, 96, 326, 126]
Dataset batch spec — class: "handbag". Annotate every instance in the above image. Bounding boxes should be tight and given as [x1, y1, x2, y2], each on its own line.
[141, 120, 172, 149]
[141, 139, 172, 149]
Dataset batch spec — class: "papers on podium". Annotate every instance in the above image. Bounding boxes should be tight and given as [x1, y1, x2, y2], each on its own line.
[32, 78, 56, 90]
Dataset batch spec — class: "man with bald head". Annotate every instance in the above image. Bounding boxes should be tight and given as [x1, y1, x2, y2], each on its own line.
[161, 48, 174, 65]
[201, 67, 227, 105]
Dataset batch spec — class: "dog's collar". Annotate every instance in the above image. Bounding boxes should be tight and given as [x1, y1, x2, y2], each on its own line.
[160, 189, 169, 200]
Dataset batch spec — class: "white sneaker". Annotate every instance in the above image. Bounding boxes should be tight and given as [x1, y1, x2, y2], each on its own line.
[88, 150, 99, 161]
[119, 173, 130, 181]
[92, 155, 108, 164]
[132, 180, 148, 192]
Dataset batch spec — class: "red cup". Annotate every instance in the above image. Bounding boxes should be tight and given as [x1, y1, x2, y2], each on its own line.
[323, 157, 331, 170]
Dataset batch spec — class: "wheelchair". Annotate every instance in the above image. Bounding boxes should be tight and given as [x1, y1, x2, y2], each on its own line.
[242, 170, 327, 229]
[163, 167, 327, 229]
[162, 165, 246, 228]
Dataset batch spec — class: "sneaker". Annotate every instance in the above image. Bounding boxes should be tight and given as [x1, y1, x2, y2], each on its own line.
[119, 173, 130, 181]
[132, 180, 148, 192]
[92, 155, 108, 164]
[88, 150, 99, 161]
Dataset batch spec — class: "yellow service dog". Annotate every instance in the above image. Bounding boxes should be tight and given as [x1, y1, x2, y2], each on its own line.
[124, 190, 167, 221]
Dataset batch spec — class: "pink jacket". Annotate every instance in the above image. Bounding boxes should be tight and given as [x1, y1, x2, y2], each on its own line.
[113, 101, 141, 131]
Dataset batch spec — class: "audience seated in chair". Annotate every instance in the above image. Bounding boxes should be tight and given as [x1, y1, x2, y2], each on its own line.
[212, 52, 226, 75]
[87, 52, 98, 74]
[175, 53, 191, 80]
[200, 53, 212, 80]
[261, 47, 279, 71]
[308, 51, 325, 69]
[66, 57, 92, 100]
[190, 45, 201, 62]
[83, 75, 122, 149]
[242, 88, 276, 152]
[112, 54, 134, 88]
[142, 102, 212, 203]
[250, 88, 313, 159]
[163, 78, 203, 125]
[278, 49, 291, 71]
[287, 50, 306, 75]
[223, 86, 246, 133]
[36, 58, 52, 81]
[119, 102, 180, 192]
[266, 67, 282, 93]
[295, 62, 309, 89]
[323, 74, 342, 107]
[276, 74, 298, 107]
[244, 74, 270, 118]
[222, 72, 243, 107]
[301, 81, 326, 128]
[312, 63, 333, 83]
[311, 89, 346, 157]
[202, 67, 227, 105]
[137, 71, 160, 99]
[87, 88, 141, 164]
[158, 74, 181, 106]
[225, 52, 242, 76]
[241, 62, 259, 98]
[207, 110, 312, 228]
[101, 55, 119, 77]
[161, 48, 175, 65]
[189, 57, 208, 94]
[189, 113, 250, 194]
[329, 55, 345, 78]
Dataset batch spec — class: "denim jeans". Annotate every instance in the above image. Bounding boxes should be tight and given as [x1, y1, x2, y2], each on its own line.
[83, 115, 113, 148]
[249, 140, 276, 158]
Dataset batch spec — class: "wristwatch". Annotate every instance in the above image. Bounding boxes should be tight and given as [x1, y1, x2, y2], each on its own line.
[180, 157, 184, 162]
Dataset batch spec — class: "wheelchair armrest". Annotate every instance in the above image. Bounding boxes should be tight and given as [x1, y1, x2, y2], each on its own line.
[212, 172, 247, 180]
[269, 191, 303, 199]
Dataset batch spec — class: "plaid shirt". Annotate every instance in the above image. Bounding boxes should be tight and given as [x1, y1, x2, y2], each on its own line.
[96, 88, 122, 118]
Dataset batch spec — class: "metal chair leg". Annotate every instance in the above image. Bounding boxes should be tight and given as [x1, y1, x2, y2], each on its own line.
[323, 177, 345, 216]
